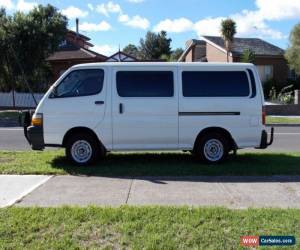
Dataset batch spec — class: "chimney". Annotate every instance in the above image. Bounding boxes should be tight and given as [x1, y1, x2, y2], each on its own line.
[76, 18, 79, 37]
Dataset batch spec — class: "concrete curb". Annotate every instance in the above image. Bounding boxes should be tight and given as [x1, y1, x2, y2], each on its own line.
[267, 124, 300, 127]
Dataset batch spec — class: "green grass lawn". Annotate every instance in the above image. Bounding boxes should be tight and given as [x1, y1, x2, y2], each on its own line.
[0, 110, 19, 120]
[0, 206, 299, 250]
[1, 150, 300, 176]
[266, 116, 300, 124]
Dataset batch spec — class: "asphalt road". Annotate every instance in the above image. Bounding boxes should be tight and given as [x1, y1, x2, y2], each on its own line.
[0, 126, 299, 152]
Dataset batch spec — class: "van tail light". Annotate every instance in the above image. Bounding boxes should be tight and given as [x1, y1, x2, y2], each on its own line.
[31, 113, 43, 127]
[262, 106, 266, 125]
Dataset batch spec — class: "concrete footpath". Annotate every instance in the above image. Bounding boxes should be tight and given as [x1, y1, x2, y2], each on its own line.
[0, 175, 52, 207]
[1, 175, 300, 208]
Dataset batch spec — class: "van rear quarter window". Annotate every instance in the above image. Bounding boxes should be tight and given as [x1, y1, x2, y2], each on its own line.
[116, 71, 174, 97]
[182, 71, 250, 97]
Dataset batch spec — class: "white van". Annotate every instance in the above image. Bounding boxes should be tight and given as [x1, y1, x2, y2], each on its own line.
[24, 62, 274, 165]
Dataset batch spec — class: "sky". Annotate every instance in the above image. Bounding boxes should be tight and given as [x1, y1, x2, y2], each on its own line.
[1, 0, 300, 56]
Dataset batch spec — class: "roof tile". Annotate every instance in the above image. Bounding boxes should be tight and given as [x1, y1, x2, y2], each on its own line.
[202, 36, 285, 56]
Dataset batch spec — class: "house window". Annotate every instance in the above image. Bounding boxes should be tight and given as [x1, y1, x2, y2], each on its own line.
[288, 69, 297, 80]
[58, 40, 67, 48]
[256, 65, 273, 83]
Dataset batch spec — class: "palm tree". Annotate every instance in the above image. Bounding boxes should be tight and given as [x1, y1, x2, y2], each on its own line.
[220, 19, 237, 62]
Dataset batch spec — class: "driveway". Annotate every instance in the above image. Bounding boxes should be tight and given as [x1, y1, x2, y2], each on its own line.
[0, 175, 299, 208]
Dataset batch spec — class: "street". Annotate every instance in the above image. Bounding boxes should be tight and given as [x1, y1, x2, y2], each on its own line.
[0, 126, 299, 152]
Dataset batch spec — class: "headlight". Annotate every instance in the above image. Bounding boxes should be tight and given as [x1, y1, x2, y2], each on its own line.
[31, 113, 43, 127]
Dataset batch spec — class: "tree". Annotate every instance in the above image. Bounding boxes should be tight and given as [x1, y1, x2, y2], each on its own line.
[139, 31, 172, 60]
[285, 23, 300, 74]
[220, 18, 237, 62]
[123, 31, 174, 61]
[160, 48, 184, 62]
[0, 4, 67, 92]
[170, 48, 184, 61]
[157, 31, 172, 57]
[123, 44, 139, 58]
[241, 48, 256, 63]
[0, 8, 16, 92]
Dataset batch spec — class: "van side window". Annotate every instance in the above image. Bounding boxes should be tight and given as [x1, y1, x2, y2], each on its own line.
[247, 69, 257, 98]
[53, 69, 104, 98]
[182, 71, 250, 97]
[117, 71, 174, 97]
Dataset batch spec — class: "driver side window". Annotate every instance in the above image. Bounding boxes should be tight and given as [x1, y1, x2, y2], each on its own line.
[53, 69, 104, 98]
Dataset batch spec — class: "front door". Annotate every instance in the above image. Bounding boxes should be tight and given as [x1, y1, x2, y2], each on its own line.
[112, 66, 178, 150]
[43, 68, 107, 144]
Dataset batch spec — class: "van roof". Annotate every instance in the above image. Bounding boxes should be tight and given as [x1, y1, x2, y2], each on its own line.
[71, 62, 255, 69]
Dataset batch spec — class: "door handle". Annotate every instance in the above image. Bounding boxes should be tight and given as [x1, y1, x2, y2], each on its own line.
[95, 101, 104, 105]
[119, 103, 124, 114]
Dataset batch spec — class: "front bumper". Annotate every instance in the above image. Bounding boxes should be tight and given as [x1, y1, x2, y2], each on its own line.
[257, 127, 274, 149]
[27, 125, 45, 150]
[22, 111, 44, 150]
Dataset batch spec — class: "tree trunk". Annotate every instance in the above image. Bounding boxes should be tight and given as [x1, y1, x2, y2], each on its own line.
[225, 40, 230, 63]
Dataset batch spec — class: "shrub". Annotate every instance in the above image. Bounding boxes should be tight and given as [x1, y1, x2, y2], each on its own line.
[263, 77, 300, 100]
[263, 79, 281, 99]
[268, 87, 277, 102]
[277, 85, 295, 104]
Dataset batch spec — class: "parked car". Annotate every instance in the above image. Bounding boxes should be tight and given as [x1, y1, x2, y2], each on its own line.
[23, 62, 274, 165]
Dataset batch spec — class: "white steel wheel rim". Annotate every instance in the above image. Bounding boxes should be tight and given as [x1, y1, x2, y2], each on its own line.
[203, 139, 224, 162]
[71, 140, 92, 163]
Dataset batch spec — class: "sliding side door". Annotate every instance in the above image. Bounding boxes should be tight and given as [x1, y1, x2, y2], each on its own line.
[112, 66, 178, 150]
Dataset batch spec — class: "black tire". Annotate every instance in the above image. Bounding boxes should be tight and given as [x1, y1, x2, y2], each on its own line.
[65, 133, 102, 166]
[194, 132, 229, 164]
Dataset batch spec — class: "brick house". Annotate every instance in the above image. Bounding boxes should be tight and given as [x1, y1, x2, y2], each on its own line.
[47, 20, 107, 81]
[179, 36, 289, 84]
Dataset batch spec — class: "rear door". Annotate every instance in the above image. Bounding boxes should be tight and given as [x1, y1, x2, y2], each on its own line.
[112, 66, 178, 150]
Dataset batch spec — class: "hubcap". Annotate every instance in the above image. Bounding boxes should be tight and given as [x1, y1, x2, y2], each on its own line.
[71, 140, 92, 163]
[203, 139, 224, 162]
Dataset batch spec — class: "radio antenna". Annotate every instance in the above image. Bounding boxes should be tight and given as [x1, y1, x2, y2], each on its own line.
[8, 44, 38, 106]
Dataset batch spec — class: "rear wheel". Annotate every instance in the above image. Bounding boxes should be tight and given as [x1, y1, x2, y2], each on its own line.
[194, 132, 229, 164]
[65, 133, 102, 166]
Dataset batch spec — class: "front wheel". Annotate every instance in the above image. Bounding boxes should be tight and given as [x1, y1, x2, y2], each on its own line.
[194, 133, 229, 164]
[65, 133, 101, 166]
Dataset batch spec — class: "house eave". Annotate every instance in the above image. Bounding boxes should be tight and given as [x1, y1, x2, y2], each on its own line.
[178, 42, 195, 62]
[200, 36, 233, 57]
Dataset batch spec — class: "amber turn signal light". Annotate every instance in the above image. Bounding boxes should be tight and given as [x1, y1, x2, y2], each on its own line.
[31, 113, 43, 127]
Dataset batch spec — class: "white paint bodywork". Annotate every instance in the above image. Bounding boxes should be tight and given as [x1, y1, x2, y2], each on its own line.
[36, 62, 265, 151]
